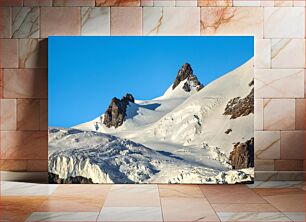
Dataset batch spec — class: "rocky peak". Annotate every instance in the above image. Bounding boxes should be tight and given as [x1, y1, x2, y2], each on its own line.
[172, 63, 204, 92]
[103, 93, 134, 128]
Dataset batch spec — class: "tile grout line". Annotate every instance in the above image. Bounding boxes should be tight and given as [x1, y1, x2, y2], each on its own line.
[252, 189, 295, 221]
[198, 185, 222, 222]
[157, 184, 165, 222]
[95, 184, 112, 221]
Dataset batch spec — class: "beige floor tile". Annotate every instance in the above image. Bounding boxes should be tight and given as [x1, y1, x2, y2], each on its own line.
[52, 184, 111, 199]
[212, 203, 278, 212]
[158, 184, 204, 198]
[38, 196, 104, 212]
[161, 197, 219, 221]
[200, 185, 266, 204]
[254, 188, 305, 212]
[103, 184, 160, 207]
[0, 196, 47, 221]
[98, 207, 162, 221]
[217, 212, 291, 221]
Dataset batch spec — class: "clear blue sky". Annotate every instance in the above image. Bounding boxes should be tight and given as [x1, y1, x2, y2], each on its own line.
[49, 36, 254, 127]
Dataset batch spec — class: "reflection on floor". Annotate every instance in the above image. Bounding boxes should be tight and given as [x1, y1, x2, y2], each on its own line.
[0, 181, 305, 221]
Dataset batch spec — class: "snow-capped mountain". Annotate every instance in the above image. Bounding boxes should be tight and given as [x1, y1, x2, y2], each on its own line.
[49, 59, 254, 184]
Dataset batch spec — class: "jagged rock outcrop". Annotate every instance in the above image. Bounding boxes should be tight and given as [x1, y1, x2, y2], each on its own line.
[48, 172, 94, 184]
[229, 138, 254, 169]
[172, 63, 204, 92]
[103, 93, 134, 128]
[223, 88, 254, 119]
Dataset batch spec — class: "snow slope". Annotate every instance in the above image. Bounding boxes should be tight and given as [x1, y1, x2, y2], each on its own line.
[49, 127, 253, 184]
[51, 59, 254, 184]
[76, 59, 254, 156]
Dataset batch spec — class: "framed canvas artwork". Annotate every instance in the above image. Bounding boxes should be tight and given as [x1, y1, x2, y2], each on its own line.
[48, 36, 254, 184]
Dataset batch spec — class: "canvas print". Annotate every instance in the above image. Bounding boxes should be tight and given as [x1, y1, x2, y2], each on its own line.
[48, 36, 254, 184]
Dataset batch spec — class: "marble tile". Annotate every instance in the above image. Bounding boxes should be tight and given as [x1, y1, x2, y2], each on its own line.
[0, 171, 48, 183]
[304, 70, 306, 98]
[0, 39, 18, 68]
[200, 7, 263, 38]
[212, 203, 278, 212]
[3, 69, 48, 98]
[255, 188, 305, 212]
[255, 131, 280, 160]
[283, 212, 305, 222]
[0, 0, 22, 6]
[27, 159, 48, 172]
[176, 0, 197, 6]
[143, 7, 200, 35]
[96, 0, 140, 6]
[254, 39, 271, 68]
[255, 188, 304, 196]
[154, 0, 176, 6]
[0, 131, 48, 159]
[0, 7, 11, 38]
[280, 131, 304, 159]
[200, 185, 266, 204]
[1, 181, 57, 196]
[24, 0, 52, 6]
[255, 171, 304, 181]
[0, 69, 2, 98]
[217, 212, 291, 221]
[255, 69, 304, 98]
[263, 99, 295, 130]
[293, 0, 306, 6]
[274, 0, 293, 6]
[26, 212, 99, 221]
[39, 99, 48, 130]
[0, 99, 17, 130]
[260, 0, 274, 6]
[19, 39, 48, 68]
[264, 7, 305, 38]
[41, 7, 80, 38]
[53, 0, 95, 6]
[272, 39, 305, 68]
[103, 184, 160, 207]
[295, 99, 305, 130]
[161, 197, 219, 221]
[110, 7, 142, 35]
[81, 7, 110, 36]
[52, 184, 111, 198]
[0, 196, 47, 221]
[233, 0, 261, 6]
[38, 196, 104, 212]
[17, 99, 40, 130]
[254, 160, 274, 171]
[98, 207, 163, 221]
[0, 159, 27, 171]
[198, 0, 232, 6]
[275, 160, 304, 171]
[141, 0, 153, 6]
[158, 184, 204, 198]
[12, 7, 39, 38]
[247, 181, 304, 189]
[254, 99, 263, 130]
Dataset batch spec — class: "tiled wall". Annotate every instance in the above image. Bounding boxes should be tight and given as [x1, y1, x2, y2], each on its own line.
[0, 0, 305, 181]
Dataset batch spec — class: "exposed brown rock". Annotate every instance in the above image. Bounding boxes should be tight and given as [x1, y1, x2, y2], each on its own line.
[172, 63, 204, 92]
[103, 93, 134, 128]
[225, 129, 232, 134]
[48, 172, 94, 184]
[223, 88, 254, 119]
[229, 137, 254, 169]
